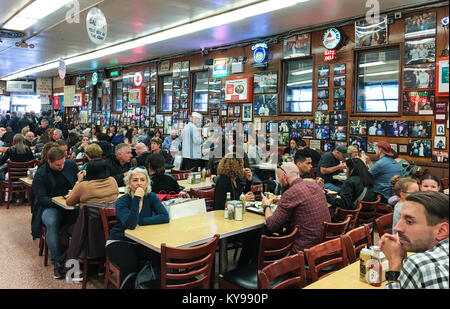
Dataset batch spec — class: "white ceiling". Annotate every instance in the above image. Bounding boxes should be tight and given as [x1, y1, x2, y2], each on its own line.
[0, 0, 437, 79]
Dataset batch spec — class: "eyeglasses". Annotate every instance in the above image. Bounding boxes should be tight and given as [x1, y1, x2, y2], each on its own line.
[278, 166, 287, 175]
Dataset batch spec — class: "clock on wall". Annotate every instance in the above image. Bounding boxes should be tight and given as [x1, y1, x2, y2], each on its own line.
[322, 28, 342, 50]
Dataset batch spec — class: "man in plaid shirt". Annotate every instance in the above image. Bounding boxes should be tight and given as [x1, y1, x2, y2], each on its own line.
[380, 191, 449, 289]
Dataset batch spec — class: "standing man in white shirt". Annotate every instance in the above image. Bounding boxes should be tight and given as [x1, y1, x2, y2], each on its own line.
[181, 112, 203, 170]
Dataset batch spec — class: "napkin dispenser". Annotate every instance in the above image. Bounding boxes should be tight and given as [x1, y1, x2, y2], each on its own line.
[187, 172, 202, 184]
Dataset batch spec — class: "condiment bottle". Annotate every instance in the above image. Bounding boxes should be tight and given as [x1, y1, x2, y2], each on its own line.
[224, 192, 231, 219]
[201, 168, 207, 182]
[359, 247, 371, 283]
[234, 202, 243, 221]
[239, 193, 246, 213]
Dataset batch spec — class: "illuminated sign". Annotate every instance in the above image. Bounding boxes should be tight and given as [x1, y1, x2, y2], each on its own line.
[252, 43, 268, 64]
[322, 28, 342, 49]
[442, 16, 449, 27]
[134, 72, 144, 86]
[213, 58, 229, 78]
[92, 72, 98, 85]
[324, 50, 336, 61]
[110, 70, 120, 77]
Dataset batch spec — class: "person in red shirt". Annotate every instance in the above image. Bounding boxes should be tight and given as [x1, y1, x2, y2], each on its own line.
[261, 162, 331, 252]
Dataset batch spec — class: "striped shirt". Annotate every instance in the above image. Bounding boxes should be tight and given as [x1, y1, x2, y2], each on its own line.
[265, 178, 331, 252]
[386, 238, 449, 289]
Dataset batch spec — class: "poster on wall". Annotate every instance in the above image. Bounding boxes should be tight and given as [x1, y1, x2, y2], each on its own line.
[404, 12, 437, 39]
[355, 15, 388, 48]
[404, 38, 436, 65]
[225, 77, 253, 102]
[282, 34, 311, 59]
[403, 64, 435, 89]
[436, 57, 449, 96]
[403, 91, 435, 115]
[253, 71, 277, 94]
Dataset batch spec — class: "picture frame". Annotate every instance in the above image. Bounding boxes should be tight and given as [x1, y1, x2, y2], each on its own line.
[387, 121, 409, 137]
[317, 100, 329, 111]
[278, 120, 290, 133]
[321, 140, 335, 152]
[436, 57, 449, 96]
[302, 129, 313, 139]
[309, 139, 321, 150]
[318, 77, 329, 88]
[432, 151, 449, 163]
[404, 38, 436, 65]
[282, 33, 311, 59]
[242, 103, 253, 121]
[404, 12, 437, 39]
[436, 124, 445, 136]
[315, 125, 330, 140]
[330, 111, 347, 126]
[349, 120, 367, 135]
[409, 139, 432, 157]
[398, 144, 409, 154]
[355, 15, 388, 48]
[253, 71, 278, 94]
[403, 64, 435, 89]
[278, 132, 290, 146]
[367, 142, 377, 153]
[390, 143, 398, 153]
[180, 61, 190, 78]
[367, 120, 387, 136]
[403, 91, 435, 115]
[333, 88, 346, 99]
[434, 136, 446, 149]
[234, 106, 241, 117]
[333, 99, 345, 110]
[333, 64, 346, 76]
[349, 136, 367, 151]
[318, 65, 330, 77]
[315, 111, 329, 125]
[330, 126, 347, 141]
[290, 131, 302, 139]
[172, 62, 181, 78]
[254, 94, 278, 116]
[334, 75, 346, 87]
[225, 77, 253, 103]
[155, 114, 164, 127]
[318, 89, 329, 99]
[302, 119, 314, 129]
[408, 121, 432, 138]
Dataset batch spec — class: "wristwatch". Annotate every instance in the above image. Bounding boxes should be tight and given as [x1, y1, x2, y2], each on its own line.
[385, 270, 400, 282]
[263, 204, 271, 214]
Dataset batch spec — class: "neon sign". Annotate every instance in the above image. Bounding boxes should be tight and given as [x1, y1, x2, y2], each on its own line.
[252, 43, 268, 64]
[213, 58, 230, 78]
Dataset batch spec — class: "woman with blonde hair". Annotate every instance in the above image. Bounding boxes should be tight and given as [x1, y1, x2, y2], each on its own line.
[106, 167, 169, 288]
[0, 134, 35, 180]
[213, 153, 255, 211]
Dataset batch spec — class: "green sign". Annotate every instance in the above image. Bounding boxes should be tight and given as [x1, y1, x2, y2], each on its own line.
[442, 67, 449, 84]
[110, 70, 120, 77]
[92, 72, 98, 85]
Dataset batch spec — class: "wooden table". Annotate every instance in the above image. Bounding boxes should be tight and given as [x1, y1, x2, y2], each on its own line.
[333, 174, 347, 181]
[125, 210, 265, 273]
[52, 193, 125, 210]
[178, 178, 213, 190]
[304, 260, 387, 289]
[19, 177, 33, 186]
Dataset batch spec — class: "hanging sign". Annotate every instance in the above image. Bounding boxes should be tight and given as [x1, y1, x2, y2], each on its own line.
[36, 77, 52, 95]
[58, 58, 66, 79]
[134, 72, 144, 86]
[322, 28, 342, 50]
[86, 7, 108, 45]
[92, 72, 98, 86]
[64, 85, 76, 107]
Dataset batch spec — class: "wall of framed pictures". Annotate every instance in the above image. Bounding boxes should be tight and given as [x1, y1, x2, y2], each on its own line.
[64, 5, 449, 174]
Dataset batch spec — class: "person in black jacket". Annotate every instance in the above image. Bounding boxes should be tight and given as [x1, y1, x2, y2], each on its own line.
[105, 143, 132, 187]
[283, 138, 298, 157]
[326, 157, 377, 210]
[297, 139, 321, 168]
[31, 147, 79, 279]
[146, 153, 180, 194]
[0, 133, 34, 165]
[0, 126, 15, 147]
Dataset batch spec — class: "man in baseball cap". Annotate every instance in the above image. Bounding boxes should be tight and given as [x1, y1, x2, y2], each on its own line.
[370, 141, 402, 203]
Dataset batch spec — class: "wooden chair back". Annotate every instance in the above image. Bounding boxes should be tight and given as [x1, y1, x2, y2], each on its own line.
[333, 203, 362, 232]
[257, 226, 299, 270]
[99, 207, 121, 289]
[320, 215, 351, 243]
[257, 252, 307, 289]
[375, 212, 393, 238]
[161, 234, 219, 289]
[343, 225, 372, 263]
[6, 160, 36, 182]
[304, 236, 348, 282]
[376, 203, 393, 218]
[171, 167, 196, 174]
[173, 172, 190, 180]
[440, 178, 449, 190]
[190, 187, 215, 211]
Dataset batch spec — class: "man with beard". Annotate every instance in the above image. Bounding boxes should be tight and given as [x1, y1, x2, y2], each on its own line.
[380, 191, 448, 289]
[260, 162, 330, 253]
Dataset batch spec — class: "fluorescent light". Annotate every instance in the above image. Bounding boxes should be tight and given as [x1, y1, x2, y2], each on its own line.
[2, 0, 310, 80]
[287, 80, 312, 86]
[4, 0, 73, 31]
[291, 69, 313, 75]
[359, 70, 398, 77]
[359, 61, 385, 68]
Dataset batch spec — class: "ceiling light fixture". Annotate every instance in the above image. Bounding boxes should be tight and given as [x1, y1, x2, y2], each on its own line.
[1, 0, 309, 80]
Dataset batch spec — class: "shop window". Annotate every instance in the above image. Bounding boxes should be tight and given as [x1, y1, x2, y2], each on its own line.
[283, 58, 313, 113]
[159, 75, 172, 113]
[192, 71, 209, 113]
[356, 48, 399, 113]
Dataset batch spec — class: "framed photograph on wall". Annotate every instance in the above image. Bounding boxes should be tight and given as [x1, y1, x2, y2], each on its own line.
[387, 121, 409, 137]
[315, 111, 329, 125]
[367, 120, 387, 136]
[403, 64, 435, 89]
[349, 136, 367, 151]
[234, 106, 241, 117]
[282, 33, 311, 59]
[318, 77, 329, 88]
[355, 15, 388, 48]
[432, 151, 449, 163]
[408, 121, 432, 138]
[333, 64, 346, 76]
[318, 65, 330, 77]
[333, 88, 346, 99]
[309, 139, 321, 150]
[436, 57, 449, 96]
[367, 142, 377, 153]
[333, 99, 345, 110]
[390, 143, 398, 153]
[302, 129, 313, 139]
[409, 140, 432, 157]
[302, 119, 314, 129]
[315, 125, 330, 140]
[349, 120, 367, 135]
[330, 126, 347, 141]
[334, 75, 346, 87]
[434, 136, 447, 149]
[254, 94, 278, 116]
[330, 111, 347, 125]
[404, 38, 436, 65]
[398, 144, 409, 154]
[225, 77, 253, 102]
[403, 91, 435, 115]
[254, 71, 278, 94]
[321, 141, 335, 152]
[436, 123, 445, 136]
[404, 12, 437, 39]
[317, 100, 329, 111]
[155, 114, 164, 127]
[318, 89, 329, 99]
[242, 103, 253, 121]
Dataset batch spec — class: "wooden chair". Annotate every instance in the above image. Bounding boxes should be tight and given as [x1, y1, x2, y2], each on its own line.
[332, 203, 362, 232]
[258, 252, 307, 289]
[0, 160, 36, 209]
[171, 167, 196, 174]
[38, 226, 49, 267]
[357, 195, 381, 240]
[304, 236, 348, 283]
[320, 215, 352, 243]
[440, 178, 448, 190]
[173, 173, 190, 180]
[343, 225, 372, 263]
[189, 187, 215, 212]
[376, 203, 393, 218]
[161, 234, 219, 289]
[219, 226, 299, 289]
[375, 212, 393, 238]
[99, 207, 121, 289]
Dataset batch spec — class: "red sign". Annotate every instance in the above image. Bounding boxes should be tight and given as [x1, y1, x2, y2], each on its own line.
[134, 72, 144, 87]
[324, 50, 336, 61]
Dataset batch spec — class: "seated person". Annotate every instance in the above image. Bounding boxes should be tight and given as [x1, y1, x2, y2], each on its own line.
[162, 129, 181, 152]
[55, 139, 70, 159]
[261, 162, 331, 253]
[106, 143, 132, 187]
[95, 132, 114, 158]
[283, 138, 298, 157]
[348, 145, 373, 168]
[297, 139, 321, 168]
[294, 150, 324, 187]
[66, 158, 119, 208]
[25, 131, 37, 149]
[131, 142, 150, 168]
[392, 178, 419, 233]
[326, 158, 377, 210]
[106, 168, 169, 288]
[149, 137, 171, 166]
[213, 153, 255, 210]
[419, 174, 442, 192]
[0, 133, 34, 165]
[316, 145, 348, 192]
[37, 142, 60, 167]
[31, 147, 79, 279]
[146, 153, 180, 194]
[72, 134, 90, 159]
